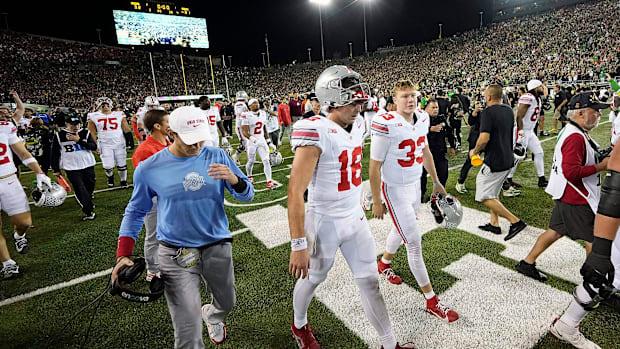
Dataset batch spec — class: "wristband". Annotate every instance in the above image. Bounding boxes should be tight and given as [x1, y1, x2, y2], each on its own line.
[433, 182, 440, 186]
[22, 157, 37, 166]
[291, 238, 307, 252]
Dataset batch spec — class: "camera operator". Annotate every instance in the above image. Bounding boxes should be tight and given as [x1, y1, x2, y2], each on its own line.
[421, 98, 455, 200]
[449, 87, 470, 151]
[551, 85, 568, 133]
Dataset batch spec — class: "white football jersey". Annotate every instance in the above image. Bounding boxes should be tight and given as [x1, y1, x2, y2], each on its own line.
[291, 115, 366, 217]
[0, 121, 20, 177]
[199, 106, 221, 144]
[234, 102, 248, 120]
[241, 110, 268, 143]
[88, 111, 125, 146]
[135, 106, 164, 126]
[370, 110, 430, 186]
[518, 93, 541, 131]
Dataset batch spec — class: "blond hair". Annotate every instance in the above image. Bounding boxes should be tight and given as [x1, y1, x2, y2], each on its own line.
[392, 79, 416, 97]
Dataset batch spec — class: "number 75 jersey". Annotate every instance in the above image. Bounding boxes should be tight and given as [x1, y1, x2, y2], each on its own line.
[291, 115, 366, 217]
[87, 111, 126, 147]
[370, 110, 430, 186]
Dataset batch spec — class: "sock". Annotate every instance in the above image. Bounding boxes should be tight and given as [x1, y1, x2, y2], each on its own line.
[560, 284, 590, 327]
[534, 154, 545, 177]
[379, 334, 397, 349]
[118, 166, 128, 182]
[2, 259, 16, 267]
[424, 290, 436, 300]
[355, 276, 395, 348]
[381, 257, 392, 265]
[385, 228, 403, 255]
[293, 277, 319, 329]
[14, 231, 24, 239]
[405, 241, 430, 288]
[262, 159, 272, 182]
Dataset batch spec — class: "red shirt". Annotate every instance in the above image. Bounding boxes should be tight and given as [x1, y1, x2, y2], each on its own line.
[278, 104, 292, 126]
[131, 136, 171, 168]
[560, 133, 598, 205]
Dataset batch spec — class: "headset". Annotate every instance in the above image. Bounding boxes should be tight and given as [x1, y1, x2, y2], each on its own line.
[110, 257, 164, 303]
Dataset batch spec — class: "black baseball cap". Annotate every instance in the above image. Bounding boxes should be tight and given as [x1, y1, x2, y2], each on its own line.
[386, 96, 395, 105]
[568, 92, 610, 110]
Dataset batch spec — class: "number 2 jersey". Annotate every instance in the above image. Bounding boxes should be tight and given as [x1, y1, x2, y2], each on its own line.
[241, 110, 268, 145]
[370, 110, 430, 186]
[291, 115, 366, 217]
[88, 111, 126, 147]
[0, 121, 20, 177]
[51, 128, 97, 171]
[518, 93, 541, 131]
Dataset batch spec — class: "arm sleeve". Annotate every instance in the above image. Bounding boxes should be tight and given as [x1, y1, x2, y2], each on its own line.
[80, 132, 98, 151]
[117, 166, 156, 258]
[51, 133, 61, 172]
[561, 134, 597, 182]
[222, 150, 254, 202]
[290, 120, 324, 153]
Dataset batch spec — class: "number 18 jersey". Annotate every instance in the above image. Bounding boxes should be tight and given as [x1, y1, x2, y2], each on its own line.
[291, 115, 366, 217]
[370, 110, 430, 186]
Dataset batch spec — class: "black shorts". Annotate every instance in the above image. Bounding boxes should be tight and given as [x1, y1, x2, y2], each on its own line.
[549, 200, 594, 242]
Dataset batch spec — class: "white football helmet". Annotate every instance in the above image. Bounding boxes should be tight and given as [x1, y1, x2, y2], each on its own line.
[144, 96, 160, 109]
[269, 151, 283, 167]
[315, 65, 370, 108]
[32, 182, 67, 207]
[430, 193, 463, 229]
[96, 97, 113, 110]
[236, 91, 249, 101]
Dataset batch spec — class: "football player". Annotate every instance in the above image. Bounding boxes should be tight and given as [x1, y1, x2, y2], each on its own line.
[0, 116, 51, 279]
[133, 96, 164, 144]
[231, 91, 249, 165]
[368, 79, 459, 323]
[288, 65, 409, 349]
[241, 99, 276, 189]
[506, 79, 549, 193]
[197, 96, 227, 147]
[87, 97, 132, 188]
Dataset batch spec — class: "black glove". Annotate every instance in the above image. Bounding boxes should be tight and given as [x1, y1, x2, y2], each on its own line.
[581, 252, 614, 290]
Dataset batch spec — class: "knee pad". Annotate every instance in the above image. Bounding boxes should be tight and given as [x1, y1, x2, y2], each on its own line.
[598, 170, 620, 218]
[308, 257, 335, 284]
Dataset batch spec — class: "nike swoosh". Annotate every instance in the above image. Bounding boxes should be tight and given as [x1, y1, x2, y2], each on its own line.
[360, 216, 364, 221]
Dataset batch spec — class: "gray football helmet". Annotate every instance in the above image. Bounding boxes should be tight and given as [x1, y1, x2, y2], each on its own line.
[430, 193, 463, 229]
[96, 97, 113, 110]
[236, 91, 249, 101]
[32, 182, 67, 207]
[270, 151, 283, 167]
[315, 65, 370, 108]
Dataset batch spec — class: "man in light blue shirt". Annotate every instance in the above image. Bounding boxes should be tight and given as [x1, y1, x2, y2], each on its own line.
[112, 106, 254, 348]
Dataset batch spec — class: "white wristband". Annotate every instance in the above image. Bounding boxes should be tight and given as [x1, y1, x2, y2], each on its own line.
[291, 238, 307, 252]
[22, 157, 37, 166]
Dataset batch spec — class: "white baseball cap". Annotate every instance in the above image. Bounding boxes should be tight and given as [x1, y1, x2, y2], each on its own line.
[527, 79, 543, 91]
[169, 106, 212, 145]
[248, 98, 259, 106]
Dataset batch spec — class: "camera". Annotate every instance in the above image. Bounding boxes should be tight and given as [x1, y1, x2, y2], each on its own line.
[596, 146, 613, 163]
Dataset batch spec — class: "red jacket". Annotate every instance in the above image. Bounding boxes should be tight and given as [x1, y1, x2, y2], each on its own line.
[278, 104, 292, 126]
[560, 133, 598, 205]
[132, 136, 172, 168]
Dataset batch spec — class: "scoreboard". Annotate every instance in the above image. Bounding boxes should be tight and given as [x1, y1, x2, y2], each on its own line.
[128, 1, 192, 16]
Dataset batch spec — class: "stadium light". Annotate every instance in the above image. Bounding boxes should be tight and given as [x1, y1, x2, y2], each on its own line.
[309, 0, 330, 63]
[479, 11, 484, 29]
[362, 0, 374, 55]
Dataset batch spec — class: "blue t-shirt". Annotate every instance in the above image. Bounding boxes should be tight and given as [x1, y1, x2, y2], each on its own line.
[119, 146, 254, 247]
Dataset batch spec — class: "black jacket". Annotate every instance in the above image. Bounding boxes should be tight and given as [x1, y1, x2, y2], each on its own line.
[427, 114, 456, 156]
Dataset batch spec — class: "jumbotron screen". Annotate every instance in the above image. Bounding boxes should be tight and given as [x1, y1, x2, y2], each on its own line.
[113, 10, 209, 48]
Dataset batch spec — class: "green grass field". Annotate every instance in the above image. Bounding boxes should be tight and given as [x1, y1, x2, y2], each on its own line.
[1, 112, 619, 348]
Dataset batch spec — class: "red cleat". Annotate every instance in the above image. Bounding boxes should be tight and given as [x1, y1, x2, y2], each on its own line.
[266, 181, 277, 190]
[291, 322, 320, 349]
[248, 176, 254, 184]
[426, 296, 459, 323]
[378, 260, 402, 285]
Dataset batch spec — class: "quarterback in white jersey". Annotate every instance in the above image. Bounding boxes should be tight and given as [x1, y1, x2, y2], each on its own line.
[508, 80, 548, 189]
[0, 119, 52, 279]
[87, 97, 132, 188]
[288, 66, 407, 349]
[241, 99, 276, 189]
[197, 96, 225, 147]
[369, 80, 459, 323]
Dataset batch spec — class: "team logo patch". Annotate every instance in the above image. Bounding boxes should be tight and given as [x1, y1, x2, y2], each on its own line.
[329, 129, 337, 134]
[183, 172, 206, 191]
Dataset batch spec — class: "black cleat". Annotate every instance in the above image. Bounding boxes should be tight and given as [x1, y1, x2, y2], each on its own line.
[515, 260, 548, 282]
[538, 176, 548, 188]
[478, 223, 502, 235]
[120, 181, 128, 188]
[82, 212, 96, 221]
[505, 220, 526, 241]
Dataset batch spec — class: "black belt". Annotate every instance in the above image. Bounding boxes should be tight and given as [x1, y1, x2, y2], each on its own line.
[159, 238, 233, 250]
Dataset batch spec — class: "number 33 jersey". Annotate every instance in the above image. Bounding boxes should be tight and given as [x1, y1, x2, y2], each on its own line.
[291, 115, 366, 217]
[0, 121, 20, 177]
[88, 111, 126, 147]
[370, 110, 430, 186]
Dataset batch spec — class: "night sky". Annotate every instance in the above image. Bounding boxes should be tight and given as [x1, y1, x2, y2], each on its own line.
[1, 0, 491, 66]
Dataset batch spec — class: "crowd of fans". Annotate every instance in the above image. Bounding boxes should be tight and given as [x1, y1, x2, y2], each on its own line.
[1, 0, 618, 113]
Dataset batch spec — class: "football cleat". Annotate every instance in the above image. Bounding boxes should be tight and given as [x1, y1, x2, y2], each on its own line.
[378, 260, 402, 285]
[266, 181, 277, 190]
[426, 296, 459, 322]
[107, 176, 115, 188]
[515, 260, 548, 282]
[503, 186, 521, 197]
[538, 176, 549, 188]
[549, 318, 601, 349]
[455, 182, 467, 194]
[82, 212, 96, 221]
[540, 130, 550, 137]
[120, 180, 129, 188]
[14, 234, 29, 254]
[291, 322, 320, 349]
[1, 263, 19, 280]
[549, 128, 558, 134]
[232, 152, 240, 166]
[203, 305, 226, 344]
[145, 271, 160, 282]
[362, 192, 373, 211]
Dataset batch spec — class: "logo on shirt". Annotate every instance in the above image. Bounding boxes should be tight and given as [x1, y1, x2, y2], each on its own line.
[183, 172, 206, 191]
[328, 129, 337, 134]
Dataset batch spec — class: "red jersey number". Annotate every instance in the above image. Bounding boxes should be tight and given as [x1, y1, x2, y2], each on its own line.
[254, 121, 263, 135]
[0, 143, 10, 165]
[338, 146, 363, 192]
[98, 118, 118, 130]
[209, 114, 217, 126]
[397, 136, 425, 167]
[530, 107, 540, 122]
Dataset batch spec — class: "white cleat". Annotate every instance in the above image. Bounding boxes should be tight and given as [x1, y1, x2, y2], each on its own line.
[549, 318, 601, 349]
[455, 182, 468, 194]
[202, 304, 226, 344]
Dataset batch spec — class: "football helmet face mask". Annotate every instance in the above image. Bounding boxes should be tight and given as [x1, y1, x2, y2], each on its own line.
[513, 143, 526, 166]
[144, 96, 160, 109]
[95, 97, 113, 110]
[315, 65, 370, 108]
[32, 182, 67, 207]
[236, 91, 249, 101]
[270, 150, 283, 167]
[430, 193, 463, 229]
